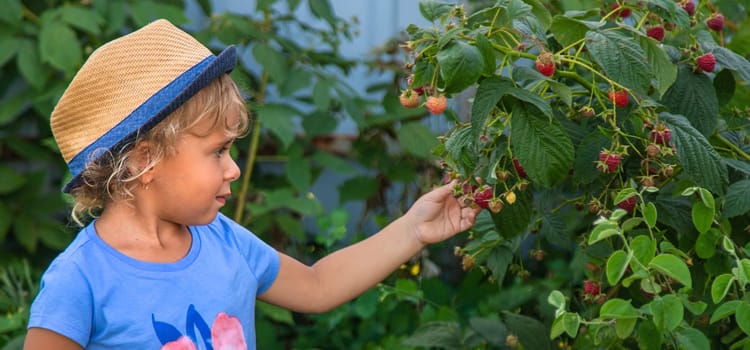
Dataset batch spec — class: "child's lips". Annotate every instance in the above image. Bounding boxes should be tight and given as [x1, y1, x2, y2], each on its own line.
[216, 194, 230, 204]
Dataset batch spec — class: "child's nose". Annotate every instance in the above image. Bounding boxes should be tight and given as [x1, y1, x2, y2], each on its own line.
[225, 158, 241, 182]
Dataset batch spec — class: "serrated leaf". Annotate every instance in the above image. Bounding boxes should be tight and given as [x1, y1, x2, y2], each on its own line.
[660, 112, 728, 195]
[710, 45, 750, 83]
[723, 179, 750, 218]
[437, 40, 483, 93]
[549, 15, 598, 49]
[711, 273, 734, 304]
[510, 104, 573, 187]
[638, 35, 677, 97]
[471, 77, 512, 139]
[253, 43, 287, 84]
[661, 66, 719, 136]
[650, 295, 683, 332]
[418, 0, 454, 22]
[585, 30, 651, 94]
[258, 103, 298, 149]
[648, 253, 692, 289]
[403, 321, 462, 348]
[469, 317, 508, 346]
[491, 189, 533, 238]
[503, 311, 552, 350]
[606, 249, 631, 285]
[540, 212, 570, 248]
[573, 131, 611, 185]
[397, 122, 439, 159]
[487, 246, 513, 286]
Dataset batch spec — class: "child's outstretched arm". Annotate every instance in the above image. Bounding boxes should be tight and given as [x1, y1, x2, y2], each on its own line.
[258, 181, 480, 313]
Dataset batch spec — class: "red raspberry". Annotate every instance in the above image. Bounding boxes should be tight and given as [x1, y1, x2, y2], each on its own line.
[608, 90, 629, 107]
[583, 280, 601, 295]
[617, 195, 637, 213]
[706, 14, 724, 31]
[646, 26, 665, 41]
[534, 51, 555, 77]
[425, 95, 447, 115]
[473, 185, 493, 209]
[399, 90, 420, 108]
[611, 2, 631, 18]
[597, 150, 621, 173]
[512, 158, 527, 178]
[680, 0, 696, 16]
[649, 124, 672, 145]
[696, 53, 716, 72]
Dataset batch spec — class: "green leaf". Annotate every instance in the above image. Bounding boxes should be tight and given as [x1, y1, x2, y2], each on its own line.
[650, 295, 683, 332]
[17, 39, 47, 90]
[660, 112, 728, 195]
[12, 213, 37, 253]
[486, 245, 513, 286]
[39, 20, 82, 73]
[714, 69, 736, 107]
[573, 131, 611, 185]
[397, 122, 439, 159]
[0, 165, 26, 194]
[312, 78, 332, 111]
[551, 312, 579, 339]
[337, 176, 378, 203]
[471, 77, 512, 138]
[637, 35, 677, 98]
[630, 235, 656, 266]
[674, 326, 711, 350]
[723, 179, 750, 218]
[436, 40, 483, 93]
[737, 302, 750, 335]
[710, 300, 742, 324]
[585, 30, 651, 94]
[740, 259, 750, 286]
[469, 317, 508, 346]
[258, 104, 298, 149]
[129, 1, 187, 27]
[540, 212, 569, 248]
[691, 200, 714, 234]
[695, 228, 721, 259]
[419, 0, 454, 22]
[253, 43, 287, 84]
[637, 320, 662, 350]
[0, 202, 11, 242]
[614, 318, 638, 339]
[60, 4, 103, 35]
[285, 155, 311, 193]
[492, 186, 534, 239]
[0, 0, 22, 26]
[648, 254, 692, 289]
[642, 202, 657, 228]
[711, 45, 750, 84]
[600, 298, 639, 319]
[661, 65, 719, 136]
[510, 104, 573, 187]
[403, 321, 462, 348]
[301, 111, 337, 138]
[309, 0, 337, 27]
[0, 33, 19, 67]
[549, 15, 600, 49]
[711, 273, 734, 304]
[613, 188, 638, 207]
[606, 249, 631, 285]
[503, 311, 552, 350]
[588, 222, 620, 245]
[547, 290, 566, 310]
[313, 151, 354, 174]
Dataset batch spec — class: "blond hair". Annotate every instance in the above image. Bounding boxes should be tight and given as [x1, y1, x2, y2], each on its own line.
[68, 74, 249, 225]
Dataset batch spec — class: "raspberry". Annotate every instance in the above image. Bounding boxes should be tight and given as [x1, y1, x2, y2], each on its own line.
[608, 90, 629, 107]
[617, 195, 637, 213]
[696, 53, 716, 72]
[505, 191, 517, 205]
[488, 198, 504, 213]
[649, 124, 672, 145]
[425, 95, 447, 115]
[611, 2, 631, 18]
[534, 51, 555, 77]
[512, 158, 527, 178]
[583, 279, 601, 295]
[399, 90, 420, 108]
[406, 75, 425, 96]
[706, 14, 724, 31]
[579, 106, 595, 118]
[646, 26, 665, 41]
[680, 0, 696, 16]
[474, 185, 493, 209]
[597, 150, 621, 173]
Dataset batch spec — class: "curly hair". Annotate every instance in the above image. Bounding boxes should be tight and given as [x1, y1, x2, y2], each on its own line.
[68, 74, 249, 226]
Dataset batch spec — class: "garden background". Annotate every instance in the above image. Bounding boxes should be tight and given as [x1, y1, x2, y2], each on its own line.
[1, 0, 750, 349]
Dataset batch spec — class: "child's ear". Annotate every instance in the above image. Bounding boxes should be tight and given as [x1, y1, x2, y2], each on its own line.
[131, 141, 155, 186]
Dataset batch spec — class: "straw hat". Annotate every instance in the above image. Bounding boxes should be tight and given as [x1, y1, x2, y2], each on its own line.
[51, 19, 237, 193]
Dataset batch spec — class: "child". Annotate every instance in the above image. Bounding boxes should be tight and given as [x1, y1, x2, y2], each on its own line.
[24, 19, 479, 350]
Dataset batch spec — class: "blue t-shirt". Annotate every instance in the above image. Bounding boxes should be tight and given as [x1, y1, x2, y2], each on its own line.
[28, 213, 280, 349]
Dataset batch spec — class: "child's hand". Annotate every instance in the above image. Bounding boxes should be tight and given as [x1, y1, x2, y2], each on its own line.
[406, 181, 481, 245]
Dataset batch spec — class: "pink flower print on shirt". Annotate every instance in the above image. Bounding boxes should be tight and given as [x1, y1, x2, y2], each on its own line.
[157, 306, 247, 350]
[161, 336, 198, 350]
[211, 313, 247, 350]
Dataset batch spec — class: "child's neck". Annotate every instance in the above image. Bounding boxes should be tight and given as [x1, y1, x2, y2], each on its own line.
[95, 201, 192, 263]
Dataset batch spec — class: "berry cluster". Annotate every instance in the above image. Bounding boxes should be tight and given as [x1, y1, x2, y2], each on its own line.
[399, 75, 448, 115]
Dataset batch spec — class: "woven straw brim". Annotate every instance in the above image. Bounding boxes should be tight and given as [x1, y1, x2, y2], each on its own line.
[50, 19, 237, 193]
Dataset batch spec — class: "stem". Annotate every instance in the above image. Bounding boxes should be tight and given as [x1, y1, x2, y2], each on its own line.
[716, 134, 750, 161]
[233, 72, 269, 224]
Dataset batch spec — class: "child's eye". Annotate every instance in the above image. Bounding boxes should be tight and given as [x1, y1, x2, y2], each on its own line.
[215, 146, 229, 157]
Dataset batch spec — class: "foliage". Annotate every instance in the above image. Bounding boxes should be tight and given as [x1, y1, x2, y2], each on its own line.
[398, 0, 750, 348]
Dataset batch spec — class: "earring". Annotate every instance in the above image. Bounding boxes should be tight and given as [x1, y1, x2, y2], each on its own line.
[142, 182, 151, 190]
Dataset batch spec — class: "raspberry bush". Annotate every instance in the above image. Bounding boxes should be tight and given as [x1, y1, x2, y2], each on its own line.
[400, 0, 750, 348]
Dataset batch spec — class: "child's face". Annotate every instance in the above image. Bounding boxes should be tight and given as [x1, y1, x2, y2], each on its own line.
[144, 106, 242, 225]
